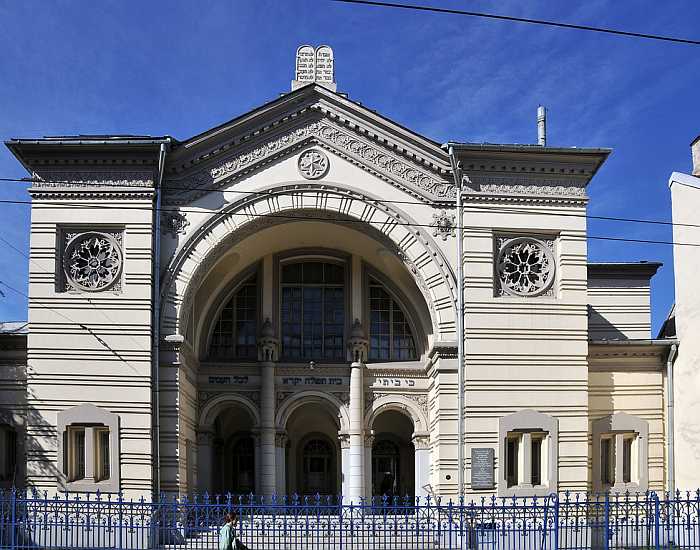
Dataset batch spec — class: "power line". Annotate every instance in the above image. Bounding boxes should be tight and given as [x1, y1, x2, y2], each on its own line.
[1, 175, 696, 230]
[328, 0, 700, 46]
[0, 195, 697, 248]
[0, 278, 139, 371]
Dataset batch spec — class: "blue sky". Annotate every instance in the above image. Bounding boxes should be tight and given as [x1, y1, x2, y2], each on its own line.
[1, 0, 699, 334]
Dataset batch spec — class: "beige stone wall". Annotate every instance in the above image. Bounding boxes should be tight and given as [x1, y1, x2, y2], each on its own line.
[462, 202, 590, 494]
[25, 194, 155, 496]
[588, 368, 666, 491]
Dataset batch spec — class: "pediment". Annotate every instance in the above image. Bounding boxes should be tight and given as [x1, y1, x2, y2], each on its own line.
[163, 85, 454, 205]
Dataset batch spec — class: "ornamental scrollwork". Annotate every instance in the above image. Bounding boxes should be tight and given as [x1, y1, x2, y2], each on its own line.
[298, 149, 329, 179]
[62, 231, 123, 292]
[495, 236, 555, 297]
[432, 209, 455, 241]
[162, 211, 190, 237]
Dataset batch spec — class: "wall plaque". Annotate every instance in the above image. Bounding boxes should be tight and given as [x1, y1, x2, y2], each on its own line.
[471, 448, 495, 489]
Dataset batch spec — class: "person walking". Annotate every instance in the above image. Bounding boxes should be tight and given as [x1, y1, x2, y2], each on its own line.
[218, 513, 237, 550]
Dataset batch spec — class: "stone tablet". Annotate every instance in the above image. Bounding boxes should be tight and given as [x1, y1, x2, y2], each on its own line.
[315, 45, 334, 85]
[471, 448, 495, 489]
[295, 45, 315, 84]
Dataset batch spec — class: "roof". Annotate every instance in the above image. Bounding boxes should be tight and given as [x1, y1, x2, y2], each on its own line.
[0, 322, 28, 335]
[447, 141, 612, 156]
[587, 261, 662, 278]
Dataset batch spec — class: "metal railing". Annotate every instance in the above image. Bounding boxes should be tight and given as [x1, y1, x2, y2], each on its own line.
[1, 489, 699, 549]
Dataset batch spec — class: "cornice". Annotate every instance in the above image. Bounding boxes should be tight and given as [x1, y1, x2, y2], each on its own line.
[163, 113, 454, 205]
[29, 188, 156, 201]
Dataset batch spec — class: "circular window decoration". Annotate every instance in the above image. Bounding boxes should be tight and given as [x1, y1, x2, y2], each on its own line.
[64, 232, 123, 292]
[496, 237, 555, 297]
[298, 149, 329, 179]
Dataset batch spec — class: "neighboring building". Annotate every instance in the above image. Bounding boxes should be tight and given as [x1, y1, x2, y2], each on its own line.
[0, 46, 677, 500]
[666, 135, 700, 492]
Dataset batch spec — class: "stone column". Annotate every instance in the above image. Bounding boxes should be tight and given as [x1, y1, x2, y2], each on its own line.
[413, 434, 431, 498]
[521, 432, 533, 489]
[339, 433, 350, 498]
[275, 432, 287, 496]
[614, 433, 625, 487]
[347, 319, 368, 503]
[258, 318, 279, 497]
[364, 432, 375, 498]
[196, 428, 215, 494]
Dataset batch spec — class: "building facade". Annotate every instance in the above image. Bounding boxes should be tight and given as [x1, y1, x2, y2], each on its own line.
[0, 47, 679, 500]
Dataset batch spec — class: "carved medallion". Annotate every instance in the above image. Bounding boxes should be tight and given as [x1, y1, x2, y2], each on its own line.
[432, 209, 455, 241]
[162, 211, 189, 237]
[298, 149, 329, 179]
[63, 231, 123, 292]
[496, 237, 555, 297]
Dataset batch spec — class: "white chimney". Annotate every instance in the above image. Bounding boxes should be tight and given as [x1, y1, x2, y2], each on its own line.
[537, 106, 547, 146]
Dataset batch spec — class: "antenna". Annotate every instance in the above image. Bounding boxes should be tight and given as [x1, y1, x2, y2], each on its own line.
[537, 105, 547, 146]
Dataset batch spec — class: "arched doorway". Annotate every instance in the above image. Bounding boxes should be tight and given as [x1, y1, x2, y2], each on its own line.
[209, 404, 257, 495]
[371, 410, 415, 497]
[283, 399, 342, 496]
[300, 436, 336, 495]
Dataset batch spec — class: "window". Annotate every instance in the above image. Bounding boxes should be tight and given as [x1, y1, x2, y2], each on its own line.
[368, 281, 417, 361]
[0, 425, 17, 483]
[95, 428, 110, 482]
[58, 404, 120, 492]
[66, 426, 86, 481]
[593, 413, 648, 493]
[498, 410, 558, 497]
[281, 261, 345, 361]
[209, 276, 258, 359]
[504, 431, 546, 490]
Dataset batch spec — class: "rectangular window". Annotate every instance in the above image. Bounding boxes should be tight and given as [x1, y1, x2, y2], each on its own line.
[622, 436, 633, 484]
[95, 428, 110, 482]
[0, 426, 17, 482]
[601, 436, 614, 486]
[531, 435, 543, 486]
[506, 435, 519, 487]
[67, 427, 86, 481]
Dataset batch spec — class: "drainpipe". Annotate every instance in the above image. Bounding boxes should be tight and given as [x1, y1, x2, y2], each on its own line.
[152, 142, 168, 498]
[447, 145, 465, 498]
[666, 343, 677, 495]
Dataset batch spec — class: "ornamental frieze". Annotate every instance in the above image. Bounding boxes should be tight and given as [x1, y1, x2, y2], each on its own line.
[465, 175, 587, 197]
[164, 119, 454, 204]
[34, 170, 154, 188]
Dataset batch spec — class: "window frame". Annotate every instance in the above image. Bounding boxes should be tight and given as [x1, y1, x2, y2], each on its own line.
[277, 254, 350, 362]
[367, 278, 418, 362]
[57, 404, 120, 493]
[205, 267, 262, 361]
[498, 410, 558, 497]
[362, 266, 424, 363]
[593, 412, 648, 493]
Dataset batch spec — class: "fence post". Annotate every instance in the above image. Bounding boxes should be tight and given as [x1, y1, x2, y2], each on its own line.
[552, 493, 560, 550]
[652, 492, 661, 550]
[603, 492, 610, 550]
[9, 488, 16, 550]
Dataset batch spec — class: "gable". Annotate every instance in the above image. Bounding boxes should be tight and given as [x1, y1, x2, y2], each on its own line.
[162, 85, 454, 205]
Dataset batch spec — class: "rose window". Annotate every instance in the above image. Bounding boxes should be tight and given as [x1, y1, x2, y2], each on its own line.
[496, 237, 555, 297]
[64, 232, 123, 292]
[298, 149, 329, 179]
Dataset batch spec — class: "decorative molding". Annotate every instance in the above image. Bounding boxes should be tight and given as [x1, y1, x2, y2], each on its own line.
[162, 211, 189, 237]
[29, 189, 156, 201]
[331, 392, 350, 408]
[465, 174, 587, 198]
[431, 209, 455, 241]
[61, 230, 123, 293]
[412, 434, 430, 450]
[298, 149, 329, 179]
[33, 170, 155, 188]
[164, 118, 454, 204]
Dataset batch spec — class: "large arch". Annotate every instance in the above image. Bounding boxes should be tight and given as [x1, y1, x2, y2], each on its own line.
[159, 184, 457, 344]
[199, 393, 261, 430]
[275, 390, 350, 433]
[364, 394, 429, 436]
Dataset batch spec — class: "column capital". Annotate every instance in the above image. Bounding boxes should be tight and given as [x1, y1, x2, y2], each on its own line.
[258, 318, 280, 362]
[196, 429, 215, 446]
[348, 318, 368, 363]
[275, 432, 288, 448]
[412, 434, 430, 450]
[338, 432, 351, 449]
[364, 432, 375, 448]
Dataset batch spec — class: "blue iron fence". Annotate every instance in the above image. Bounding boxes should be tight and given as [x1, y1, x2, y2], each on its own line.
[0, 489, 699, 549]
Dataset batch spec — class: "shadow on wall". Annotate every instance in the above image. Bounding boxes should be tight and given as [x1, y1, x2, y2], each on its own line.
[588, 306, 630, 341]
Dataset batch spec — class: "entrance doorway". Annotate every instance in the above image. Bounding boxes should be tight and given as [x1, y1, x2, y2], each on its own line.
[371, 410, 415, 497]
[301, 438, 334, 494]
[372, 439, 400, 496]
[230, 436, 256, 494]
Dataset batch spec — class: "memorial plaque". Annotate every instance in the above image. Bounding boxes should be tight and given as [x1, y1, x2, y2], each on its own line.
[471, 448, 495, 489]
[295, 45, 316, 84]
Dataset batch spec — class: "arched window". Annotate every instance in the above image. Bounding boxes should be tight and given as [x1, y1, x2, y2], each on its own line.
[281, 261, 345, 361]
[368, 280, 417, 361]
[209, 276, 258, 359]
